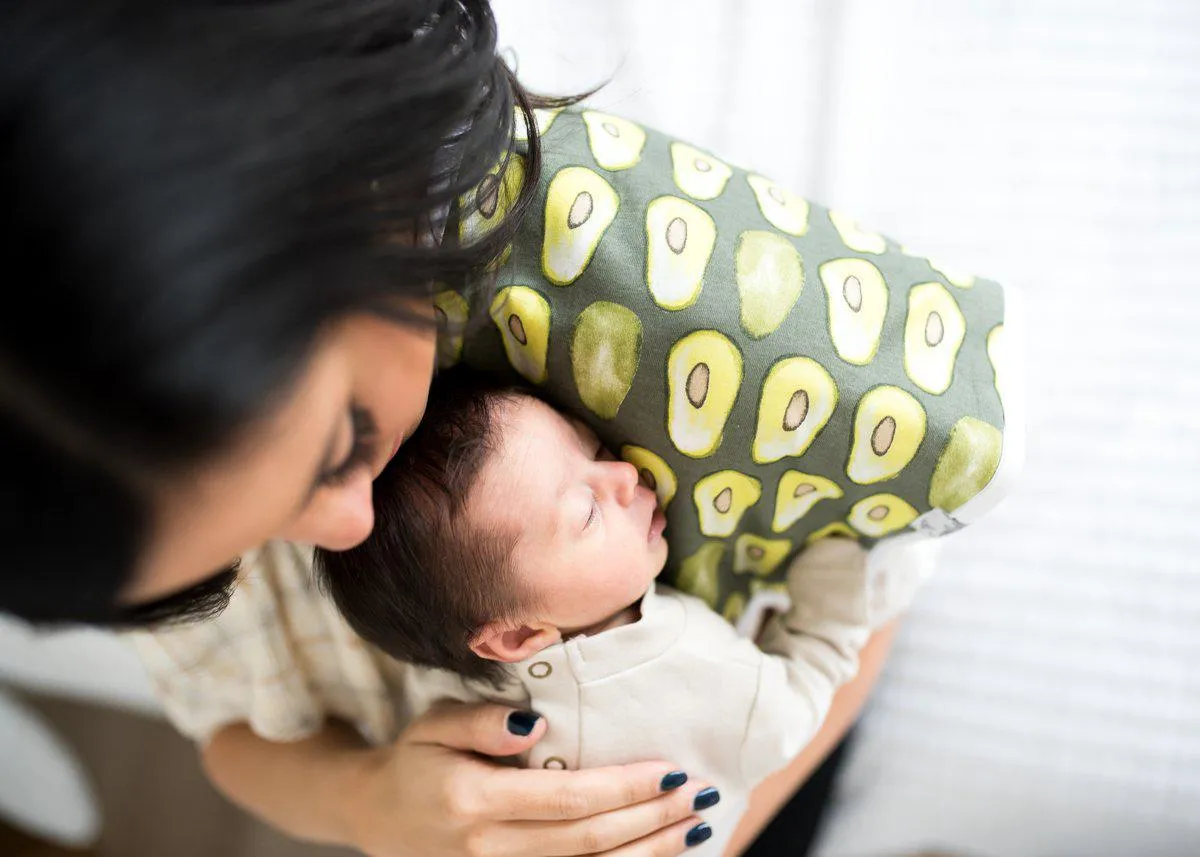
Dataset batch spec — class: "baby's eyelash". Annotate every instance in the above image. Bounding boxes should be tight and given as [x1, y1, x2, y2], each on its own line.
[585, 495, 599, 529]
[319, 405, 378, 487]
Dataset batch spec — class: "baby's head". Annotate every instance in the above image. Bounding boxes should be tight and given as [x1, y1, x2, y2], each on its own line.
[316, 372, 668, 683]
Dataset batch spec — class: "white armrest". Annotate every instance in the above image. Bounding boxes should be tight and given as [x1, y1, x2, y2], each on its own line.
[0, 616, 159, 715]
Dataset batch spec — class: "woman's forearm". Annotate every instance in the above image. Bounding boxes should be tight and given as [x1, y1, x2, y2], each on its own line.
[201, 719, 374, 848]
[724, 621, 899, 857]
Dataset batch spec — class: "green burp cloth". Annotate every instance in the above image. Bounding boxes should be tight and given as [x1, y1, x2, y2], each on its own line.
[444, 107, 1019, 625]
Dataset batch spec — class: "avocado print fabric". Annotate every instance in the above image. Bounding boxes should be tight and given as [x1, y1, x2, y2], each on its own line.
[448, 107, 1019, 626]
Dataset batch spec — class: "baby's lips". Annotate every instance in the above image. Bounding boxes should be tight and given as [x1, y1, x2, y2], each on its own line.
[648, 505, 668, 541]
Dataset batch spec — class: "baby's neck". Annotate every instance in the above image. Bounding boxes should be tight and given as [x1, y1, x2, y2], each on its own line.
[564, 597, 643, 640]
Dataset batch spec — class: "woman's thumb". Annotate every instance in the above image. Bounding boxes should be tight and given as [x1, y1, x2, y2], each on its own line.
[403, 700, 547, 757]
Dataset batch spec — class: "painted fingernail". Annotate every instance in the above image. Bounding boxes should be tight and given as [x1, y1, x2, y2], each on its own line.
[692, 787, 720, 811]
[660, 771, 688, 791]
[686, 823, 713, 848]
[506, 710, 541, 736]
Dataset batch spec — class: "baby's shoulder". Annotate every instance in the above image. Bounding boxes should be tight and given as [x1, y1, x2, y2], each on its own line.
[656, 585, 764, 670]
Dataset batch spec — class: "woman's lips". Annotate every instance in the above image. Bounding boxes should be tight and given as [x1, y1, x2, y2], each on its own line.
[372, 434, 404, 480]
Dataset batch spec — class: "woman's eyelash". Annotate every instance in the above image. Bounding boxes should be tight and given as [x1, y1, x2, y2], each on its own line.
[319, 405, 378, 487]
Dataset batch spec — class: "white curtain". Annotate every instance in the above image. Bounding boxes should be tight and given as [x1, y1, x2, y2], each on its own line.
[493, 2, 1200, 854]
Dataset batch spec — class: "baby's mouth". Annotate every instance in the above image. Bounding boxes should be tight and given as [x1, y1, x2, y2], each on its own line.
[648, 505, 667, 542]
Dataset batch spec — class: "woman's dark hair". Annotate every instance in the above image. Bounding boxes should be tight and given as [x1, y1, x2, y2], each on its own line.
[0, 0, 563, 625]
[316, 371, 528, 685]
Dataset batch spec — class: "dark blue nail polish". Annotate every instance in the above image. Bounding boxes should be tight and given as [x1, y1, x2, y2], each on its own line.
[686, 823, 713, 848]
[506, 710, 541, 736]
[660, 771, 688, 791]
[692, 787, 720, 811]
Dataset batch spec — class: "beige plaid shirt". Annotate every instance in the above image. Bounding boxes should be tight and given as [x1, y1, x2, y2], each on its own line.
[130, 541, 402, 744]
[131, 537, 937, 746]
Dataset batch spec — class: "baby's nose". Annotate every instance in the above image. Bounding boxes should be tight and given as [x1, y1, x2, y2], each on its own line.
[607, 460, 640, 504]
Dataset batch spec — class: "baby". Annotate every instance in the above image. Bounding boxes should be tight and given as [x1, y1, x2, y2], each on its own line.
[316, 372, 884, 854]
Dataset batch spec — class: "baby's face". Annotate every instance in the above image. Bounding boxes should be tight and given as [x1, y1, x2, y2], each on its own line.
[469, 396, 668, 634]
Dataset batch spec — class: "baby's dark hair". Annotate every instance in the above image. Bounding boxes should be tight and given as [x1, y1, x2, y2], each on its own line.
[316, 371, 529, 684]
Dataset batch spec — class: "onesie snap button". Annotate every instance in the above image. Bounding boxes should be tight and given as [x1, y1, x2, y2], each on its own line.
[543, 757, 567, 770]
[528, 661, 552, 679]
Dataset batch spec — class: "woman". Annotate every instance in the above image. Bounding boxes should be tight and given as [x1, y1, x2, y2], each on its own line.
[0, 2, 895, 855]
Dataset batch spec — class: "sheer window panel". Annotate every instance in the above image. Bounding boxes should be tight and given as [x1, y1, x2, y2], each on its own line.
[815, 2, 1200, 855]
[493, 0, 831, 195]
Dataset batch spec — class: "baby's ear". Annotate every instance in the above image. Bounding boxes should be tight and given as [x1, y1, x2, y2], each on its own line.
[470, 621, 561, 663]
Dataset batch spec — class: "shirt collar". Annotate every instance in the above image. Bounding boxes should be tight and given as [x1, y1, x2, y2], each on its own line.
[512, 582, 687, 685]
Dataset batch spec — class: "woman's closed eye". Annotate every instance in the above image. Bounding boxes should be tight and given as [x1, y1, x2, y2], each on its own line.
[318, 404, 378, 487]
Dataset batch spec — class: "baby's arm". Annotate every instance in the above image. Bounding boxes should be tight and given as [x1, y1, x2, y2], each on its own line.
[738, 538, 884, 785]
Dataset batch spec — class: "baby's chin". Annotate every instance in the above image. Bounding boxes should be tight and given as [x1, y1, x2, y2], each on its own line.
[652, 532, 670, 565]
[626, 557, 664, 602]
[642, 552, 669, 588]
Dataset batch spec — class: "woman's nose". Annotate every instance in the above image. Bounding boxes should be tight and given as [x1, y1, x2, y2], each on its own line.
[293, 469, 376, 552]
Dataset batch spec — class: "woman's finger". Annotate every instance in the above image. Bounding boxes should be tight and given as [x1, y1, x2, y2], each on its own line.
[479, 762, 700, 823]
[481, 796, 711, 857]
[403, 700, 548, 758]
[599, 816, 713, 857]
[476, 776, 718, 856]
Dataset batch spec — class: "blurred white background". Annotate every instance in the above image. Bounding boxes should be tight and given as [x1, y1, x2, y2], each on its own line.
[2, 1, 1198, 855]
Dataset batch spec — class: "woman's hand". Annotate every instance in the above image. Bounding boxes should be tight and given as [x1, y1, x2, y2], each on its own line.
[345, 701, 716, 857]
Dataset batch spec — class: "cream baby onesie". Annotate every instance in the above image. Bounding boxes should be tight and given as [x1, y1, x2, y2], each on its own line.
[394, 536, 939, 856]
